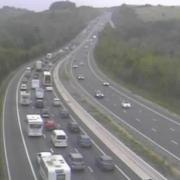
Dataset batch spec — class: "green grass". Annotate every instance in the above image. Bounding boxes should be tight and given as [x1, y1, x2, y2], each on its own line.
[0, 75, 14, 180]
[134, 6, 180, 21]
[78, 95, 180, 179]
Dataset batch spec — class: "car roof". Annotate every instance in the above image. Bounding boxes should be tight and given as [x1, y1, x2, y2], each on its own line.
[80, 134, 90, 139]
[100, 155, 112, 161]
[70, 153, 83, 159]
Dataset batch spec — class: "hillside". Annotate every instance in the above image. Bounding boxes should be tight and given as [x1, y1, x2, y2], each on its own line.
[95, 5, 180, 114]
[0, 4, 100, 83]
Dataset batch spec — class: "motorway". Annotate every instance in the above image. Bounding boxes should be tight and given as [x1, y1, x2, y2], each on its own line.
[58, 21, 180, 165]
[3, 14, 139, 180]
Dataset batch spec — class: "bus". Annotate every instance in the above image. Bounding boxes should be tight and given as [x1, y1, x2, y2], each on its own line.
[43, 71, 52, 86]
[26, 114, 43, 136]
[51, 130, 68, 147]
[20, 91, 31, 106]
[39, 154, 71, 180]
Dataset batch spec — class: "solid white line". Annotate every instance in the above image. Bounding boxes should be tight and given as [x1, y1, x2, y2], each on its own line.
[89, 51, 180, 128]
[3, 77, 14, 180]
[16, 72, 38, 180]
[53, 60, 131, 180]
[87, 51, 180, 161]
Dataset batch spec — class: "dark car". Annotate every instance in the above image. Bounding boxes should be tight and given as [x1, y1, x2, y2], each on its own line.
[95, 155, 115, 171]
[67, 153, 85, 171]
[67, 121, 80, 133]
[78, 134, 92, 148]
[41, 108, 50, 118]
[59, 109, 69, 119]
[35, 99, 44, 108]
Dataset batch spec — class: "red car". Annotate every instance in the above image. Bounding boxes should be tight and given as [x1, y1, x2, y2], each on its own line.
[44, 119, 59, 130]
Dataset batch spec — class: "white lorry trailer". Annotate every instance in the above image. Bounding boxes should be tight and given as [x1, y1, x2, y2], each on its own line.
[36, 60, 42, 71]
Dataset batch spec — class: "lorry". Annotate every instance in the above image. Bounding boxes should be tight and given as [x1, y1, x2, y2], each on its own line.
[36, 60, 42, 71]
[31, 79, 40, 89]
[20, 91, 31, 105]
[35, 88, 44, 99]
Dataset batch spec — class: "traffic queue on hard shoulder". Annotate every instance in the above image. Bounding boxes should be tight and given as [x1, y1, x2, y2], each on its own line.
[19, 58, 115, 180]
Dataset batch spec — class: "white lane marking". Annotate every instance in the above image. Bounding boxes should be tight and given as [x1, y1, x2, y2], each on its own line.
[16, 72, 38, 180]
[75, 51, 180, 161]
[74, 148, 79, 153]
[43, 134, 46, 139]
[50, 148, 54, 153]
[171, 140, 178, 146]
[170, 128, 175, 132]
[151, 128, 157, 132]
[135, 118, 141, 122]
[89, 52, 180, 127]
[115, 165, 131, 180]
[3, 77, 14, 180]
[53, 79, 131, 180]
[88, 166, 94, 173]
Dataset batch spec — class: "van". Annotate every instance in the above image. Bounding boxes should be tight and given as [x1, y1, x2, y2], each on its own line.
[51, 130, 68, 147]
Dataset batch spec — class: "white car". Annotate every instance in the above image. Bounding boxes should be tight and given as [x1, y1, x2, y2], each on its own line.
[95, 90, 104, 99]
[46, 86, 53, 91]
[79, 62, 84, 66]
[72, 64, 79, 68]
[103, 82, 110, 86]
[121, 101, 131, 108]
[53, 98, 62, 107]
[36, 152, 52, 164]
[77, 74, 85, 80]
[20, 84, 27, 91]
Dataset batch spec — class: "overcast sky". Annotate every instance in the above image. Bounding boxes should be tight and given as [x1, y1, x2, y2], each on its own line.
[1, 0, 180, 11]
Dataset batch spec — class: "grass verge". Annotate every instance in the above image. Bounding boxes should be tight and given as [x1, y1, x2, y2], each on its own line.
[0, 74, 14, 180]
[80, 97, 180, 179]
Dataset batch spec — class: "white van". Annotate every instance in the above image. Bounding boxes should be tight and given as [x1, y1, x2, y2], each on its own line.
[51, 130, 68, 147]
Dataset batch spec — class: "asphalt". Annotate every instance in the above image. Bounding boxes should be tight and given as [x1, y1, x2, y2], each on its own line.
[61, 31, 180, 164]
[3, 14, 132, 180]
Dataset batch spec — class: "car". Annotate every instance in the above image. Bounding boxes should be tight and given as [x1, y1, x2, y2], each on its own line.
[35, 99, 44, 108]
[72, 64, 79, 68]
[20, 84, 27, 91]
[103, 82, 110, 86]
[121, 100, 131, 108]
[78, 134, 92, 148]
[41, 108, 50, 118]
[36, 152, 52, 164]
[44, 119, 59, 130]
[22, 77, 28, 84]
[95, 90, 104, 99]
[67, 121, 80, 133]
[79, 62, 84, 66]
[67, 153, 85, 171]
[46, 86, 53, 91]
[59, 109, 69, 119]
[33, 73, 39, 79]
[77, 74, 85, 80]
[53, 98, 62, 107]
[95, 155, 115, 171]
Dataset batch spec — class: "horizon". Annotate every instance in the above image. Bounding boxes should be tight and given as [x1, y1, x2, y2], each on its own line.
[1, 0, 180, 12]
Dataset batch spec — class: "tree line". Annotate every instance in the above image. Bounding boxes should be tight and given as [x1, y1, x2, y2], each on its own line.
[95, 5, 180, 103]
